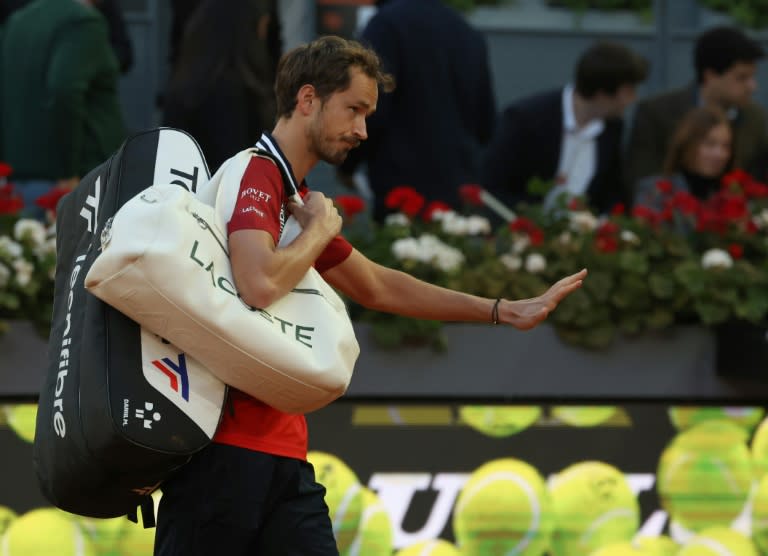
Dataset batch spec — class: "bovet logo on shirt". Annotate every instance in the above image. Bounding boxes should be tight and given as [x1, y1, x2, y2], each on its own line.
[240, 187, 271, 203]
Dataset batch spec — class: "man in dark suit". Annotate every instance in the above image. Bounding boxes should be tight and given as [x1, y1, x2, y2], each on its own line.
[482, 42, 648, 214]
[625, 26, 767, 191]
[338, 0, 496, 221]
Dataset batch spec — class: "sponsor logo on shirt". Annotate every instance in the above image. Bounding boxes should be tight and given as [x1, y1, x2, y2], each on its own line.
[240, 205, 265, 218]
[240, 187, 272, 203]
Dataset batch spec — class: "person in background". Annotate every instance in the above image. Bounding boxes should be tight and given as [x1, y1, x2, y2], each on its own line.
[163, 0, 277, 173]
[482, 41, 648, 213]
[635, 106, 733, 207]
[0, 0, 125, 217]
[625, 25, 766, 191]
[337, 0, 496, 220]
[154, 35, 587, 556]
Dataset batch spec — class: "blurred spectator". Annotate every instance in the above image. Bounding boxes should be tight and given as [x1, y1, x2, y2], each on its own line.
[95, 0, 134, 74]
[168, 0, 280, 79]
[338, 0, 496, 221]
[0, 0, 125, 216]
[625, 26, 767, 192]
[482, 41, 648, 213]
[163, 0, 277, 173]
[635, 106, 733, 207]
[1, 0, 133, 74]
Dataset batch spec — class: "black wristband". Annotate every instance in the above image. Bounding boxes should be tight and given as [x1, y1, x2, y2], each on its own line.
[491, 298, 502, 325]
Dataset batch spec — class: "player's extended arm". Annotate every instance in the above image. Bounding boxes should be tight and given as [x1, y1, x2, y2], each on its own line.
[322, 250, 586, 330]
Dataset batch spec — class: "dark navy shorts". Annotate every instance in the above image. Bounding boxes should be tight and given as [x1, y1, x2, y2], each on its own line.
[154, 443, 339, 556]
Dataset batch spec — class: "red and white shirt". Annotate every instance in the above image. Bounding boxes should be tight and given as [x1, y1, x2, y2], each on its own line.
[213, 133, 352, 460]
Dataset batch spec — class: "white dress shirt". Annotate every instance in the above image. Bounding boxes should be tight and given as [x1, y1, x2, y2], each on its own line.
[544, 85, 605, 209]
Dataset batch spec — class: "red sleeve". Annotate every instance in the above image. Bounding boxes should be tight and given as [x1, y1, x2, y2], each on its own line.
[315, 236, 353, 274]
[227, 157, 284, 244]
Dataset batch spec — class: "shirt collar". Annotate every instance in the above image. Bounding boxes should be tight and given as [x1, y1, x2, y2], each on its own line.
[255, 131, 301, 195]
[562, 84, 605, 138]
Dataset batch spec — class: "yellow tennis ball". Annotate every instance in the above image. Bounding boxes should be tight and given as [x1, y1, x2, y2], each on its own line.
[549, 461, 640, 556]
[676, 526, 758, 555]
[459, 405, 541, 437]
[588, 542, 646, 555]
[395, 539, 461, 556]
[453, 457, 553, 556]
[551, 406, 617, 427]
[307, 451, 364, 553]
[632, 535, 679, 556]
[588, 536, 679, 556]
[76, 516, 127, 556]
[345, 488, 393, 556]
[0, 507, 96, 556]
[4, 404, 37, 443]
[751, 416, 768, 481]
[751, 473, 768, 554]
[656, 420, 751, 532]
[115, 520, 155, 556]
[669, 406, 764, 432]
[0, 506, 17, 539]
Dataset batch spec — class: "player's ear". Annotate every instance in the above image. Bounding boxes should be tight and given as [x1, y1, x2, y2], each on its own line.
[297, 85, 317, 116]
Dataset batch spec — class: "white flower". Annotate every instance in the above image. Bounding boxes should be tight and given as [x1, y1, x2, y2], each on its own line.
[441, 212, 469, 235]
[391, 237, 421, 260]
[14, 218, 46, 246]
[525, 253, 547, 274]
[0, 236, 23, 259]
[701, 248, 733, 269]
[433, 246, 464, 272]
[385, 213, 410, 227]
[620, 230, 639, 244]
[466, 215, 491, 235]
[512, 235, 530, 254]
[391, 234, 464, 272]
[569, 211, 599, 232]
[12, 259, 33, 286]
[500, 253, 522, 271]
[0, 264, 9, 288]
[429, 209, 454, 222]
[759, 209, 768, 228]
[558, 231, 572, 246]
[37, 237, 57, 258]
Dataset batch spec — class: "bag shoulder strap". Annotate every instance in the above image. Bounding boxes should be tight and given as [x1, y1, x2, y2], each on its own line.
[252, 147, 299, 201]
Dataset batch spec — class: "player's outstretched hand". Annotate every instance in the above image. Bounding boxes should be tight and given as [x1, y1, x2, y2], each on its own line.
[499, 268, 587, 330]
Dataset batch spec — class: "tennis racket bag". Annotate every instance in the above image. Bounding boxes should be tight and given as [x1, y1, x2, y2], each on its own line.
[33, 127, 227, 525]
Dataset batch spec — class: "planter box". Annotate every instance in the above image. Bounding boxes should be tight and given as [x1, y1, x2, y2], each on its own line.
[0, 320, 47, 399]
[715, 320, 768, 379]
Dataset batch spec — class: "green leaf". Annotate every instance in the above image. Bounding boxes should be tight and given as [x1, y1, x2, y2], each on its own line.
[693, 300, 731, 325]
[648, 272, 676, 299]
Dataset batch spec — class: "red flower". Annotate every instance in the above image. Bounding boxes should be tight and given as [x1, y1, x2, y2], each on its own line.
[743, 181, 768, 198]
[422, 201, 452, 222]
[720, 195, 748, 221]
[632, 205, 660, 226]
[509, 217, 537, 233]
[568, 197, 585, 211]
[0, 162, 12, 178]
[655, 179, 674, 194]
[610, 203, 625, 216]
[668, 191, 700, 215]
[596, 221, 619, 236]
[746, 220, 759, 234]
[509, 217, 544, 246]
[385, 186, 425, 217]
[728, 244, 744, 259]
[458, 184, 483, 206]
[334, 195, 365, 219]
[0, 183, 23, 215]
[35, 186, 71, 217]
[721, 169, 752, 188]
[595, 235, 619, 253]
[529, 228, 544, 246]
